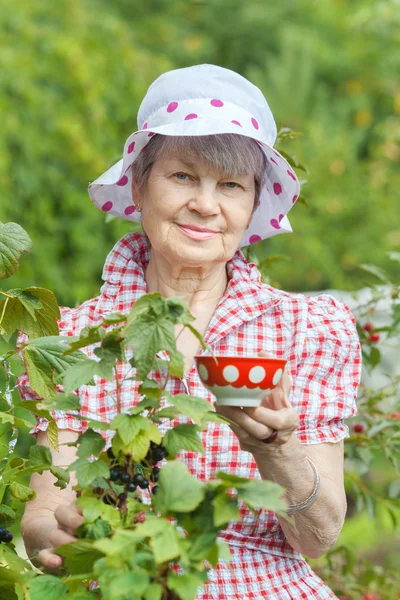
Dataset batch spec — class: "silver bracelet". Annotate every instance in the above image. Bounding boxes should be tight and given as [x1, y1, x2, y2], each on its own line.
[286, 457, 321, 514]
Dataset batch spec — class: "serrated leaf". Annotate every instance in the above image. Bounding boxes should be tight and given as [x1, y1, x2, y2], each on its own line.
[29, 444, 52, 467]
[76, 496, 121, 528]
[55, 540, 104, 574]
[93, 331, 125, 365]
[38, 393, 81, 412]
[28, 575, 68, 600]
[77, 518, 112, 540]
[237, 480, 286, 513]
[0, 288, 60, 342]
[47, 421, 59, 451]
[212, 491, 240, 526]
[167, 572, 206, 600]
[130, 429, 151, 461]
[111, 413, 148, 445]
[23, 340, 87, 400]
[168, 394, 213, 424]
[0, 221, 32, 280]
[70, 457, 109, 487]
[124, 316, 177, 380]
[153, 461, 205, 514]
[76, 429, 105, 459]
[9, 482, 36, 502]
[110, 572, 149, 598]
[50, 466, 70, 489]
[163, 424, 204, 459]
[63, 359, 110, 393]
[0, 504, 16, 526]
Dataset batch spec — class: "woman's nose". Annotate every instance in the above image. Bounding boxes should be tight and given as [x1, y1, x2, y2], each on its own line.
[187, 185, 220, 216]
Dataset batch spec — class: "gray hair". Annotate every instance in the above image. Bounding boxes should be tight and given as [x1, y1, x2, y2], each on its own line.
[131, 134, 266, 210]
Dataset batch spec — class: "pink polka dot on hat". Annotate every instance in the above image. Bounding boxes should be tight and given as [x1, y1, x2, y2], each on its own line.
[88, 64, 301, 246]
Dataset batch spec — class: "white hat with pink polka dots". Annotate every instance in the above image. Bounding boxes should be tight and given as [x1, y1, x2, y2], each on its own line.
[88, 64, 300, 247]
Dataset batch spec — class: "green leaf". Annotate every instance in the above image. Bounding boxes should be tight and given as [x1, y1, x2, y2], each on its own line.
[109, 572, 149, 598]
[50, 466, 70, 489]
[70, 457, 109, 487]
[153, 461, 205, 514]
[94, 529, 145, 557]
[237, 480, 286, 512]
[130, 429, 152, 461]
[63, 325, 104, 353]
[76, 429, 105, 459]
[47, 421, 59, 451]
[126, 292, 164, 321]
[0, 221, 32, 280]
[0, 504, 16, 527]
[28, 575, 68, 600]
[212, 491, 240, 526]
[144, 583, 163, 600]
[168, 393, 213, 424]
[167, 572, 206, 600]
[137, 380, 162, 402]
[93, 331, 125, 365]
[29, 444, 52, 468]
[102, 312, 128, 325]
[76, 496, 121, 528]
[163, 424, 204, 459]
[215, 471, 250, 486]
[77, 518, 112, 540]
[124, 316, 177, 380]
[188, 530, 218, 562]
[55, 539, 104, 574]
[110, 413, 149, 445]
[63, 359, 109, 393]
[38, 393, 81, 412]
[186, 323, 209, 351]
[150, 522, 181, 564]
[0, 288, 60, 342]
[23, 340, 87, 400]
[9, 482, 36, 502]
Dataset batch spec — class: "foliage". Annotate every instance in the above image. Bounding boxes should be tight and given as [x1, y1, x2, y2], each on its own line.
[0, 225, 288, 599]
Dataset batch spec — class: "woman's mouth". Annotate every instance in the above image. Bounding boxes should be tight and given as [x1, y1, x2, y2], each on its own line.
[177, 224, 219, 241]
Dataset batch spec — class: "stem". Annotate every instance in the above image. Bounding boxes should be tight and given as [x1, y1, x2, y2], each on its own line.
[0, 296, 9, 331]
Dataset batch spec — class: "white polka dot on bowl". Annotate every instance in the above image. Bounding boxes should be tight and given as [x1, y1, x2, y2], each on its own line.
[248, 366, 266, 384]
[223, 365, 240, 383]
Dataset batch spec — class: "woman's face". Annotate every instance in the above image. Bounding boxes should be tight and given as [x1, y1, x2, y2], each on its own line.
[133, 154, 255, 269]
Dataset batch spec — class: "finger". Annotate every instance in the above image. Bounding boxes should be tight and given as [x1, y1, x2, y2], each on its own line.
[240, 406, 299, 438]
[37, 548, 63, 569]
[54, 505, 84, 535]
[221, 405, 278, 439]
[48, 527, 77, 548]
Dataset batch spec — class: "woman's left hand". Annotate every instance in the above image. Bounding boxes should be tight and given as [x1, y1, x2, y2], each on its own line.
[215, 352, 300, 454]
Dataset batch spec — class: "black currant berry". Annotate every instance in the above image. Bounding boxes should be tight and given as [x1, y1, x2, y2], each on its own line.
[150, 472, 159, 483]
[127, 481, 136, 493]
[118, 492, 127, 503]
[107, 447, 115, 459]
[133, 473, 144, 486]
[152, 446, 168, 463]
[120, 472, 131, 484]
[2, 531, 13, 543]
[0, 528, 6, 540]
[152, 466, 160, 474]
[93, 487, 105, 495]
[152, 485, 159, 495]
[138, 478, 149, 489]
[109, 467, 120, 482]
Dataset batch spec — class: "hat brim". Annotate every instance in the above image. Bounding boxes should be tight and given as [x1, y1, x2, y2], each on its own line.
[88, 119, 300, 247]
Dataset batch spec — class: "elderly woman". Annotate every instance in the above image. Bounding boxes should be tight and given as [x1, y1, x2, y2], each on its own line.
[20, 64, 362, 599]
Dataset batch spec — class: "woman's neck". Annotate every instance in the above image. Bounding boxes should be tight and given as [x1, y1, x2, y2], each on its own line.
[145, 249, 228, 310]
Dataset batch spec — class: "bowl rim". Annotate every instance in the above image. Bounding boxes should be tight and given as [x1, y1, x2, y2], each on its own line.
[194, 355, 286, 362]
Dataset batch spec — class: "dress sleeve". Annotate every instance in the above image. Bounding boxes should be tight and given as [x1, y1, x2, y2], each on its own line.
[16, 306, 82, 434]
[290, 294, 362, 445]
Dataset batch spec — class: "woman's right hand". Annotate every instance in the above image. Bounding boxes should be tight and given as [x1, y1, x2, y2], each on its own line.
[28, 502, 84, 569]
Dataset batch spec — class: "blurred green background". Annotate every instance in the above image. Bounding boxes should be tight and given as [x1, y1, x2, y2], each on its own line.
[1, 0, 399, 307]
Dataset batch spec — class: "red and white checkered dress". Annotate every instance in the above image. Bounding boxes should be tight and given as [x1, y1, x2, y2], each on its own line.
[18, 232, 362, 599]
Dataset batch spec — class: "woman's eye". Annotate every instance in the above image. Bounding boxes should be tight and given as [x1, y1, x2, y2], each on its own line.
[174, 172, 189, 181]
[224, 182, 240, 189]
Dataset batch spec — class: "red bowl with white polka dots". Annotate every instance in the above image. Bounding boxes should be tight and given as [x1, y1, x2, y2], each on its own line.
[194, 355, 287, 407]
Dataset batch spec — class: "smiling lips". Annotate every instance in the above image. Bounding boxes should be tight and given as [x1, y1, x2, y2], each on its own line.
[178, 224, 219, 241]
